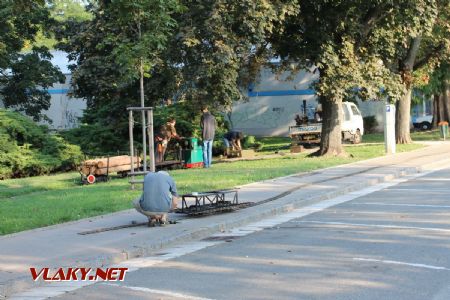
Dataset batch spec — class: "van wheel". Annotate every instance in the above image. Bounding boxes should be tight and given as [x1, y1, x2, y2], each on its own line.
[352, 129, 362, 144]
[420, 122, 431, 131]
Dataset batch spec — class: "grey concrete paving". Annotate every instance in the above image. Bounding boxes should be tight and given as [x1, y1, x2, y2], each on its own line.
[52, 168, 450, 300]
[2, 142, 450, 298]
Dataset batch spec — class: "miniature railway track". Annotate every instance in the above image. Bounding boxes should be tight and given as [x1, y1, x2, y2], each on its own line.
[77, 150, 437, 235]
[178, 202, 255, 217]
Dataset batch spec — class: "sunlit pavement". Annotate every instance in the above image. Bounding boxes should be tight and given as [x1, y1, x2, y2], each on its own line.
[50, 168, 450, 300]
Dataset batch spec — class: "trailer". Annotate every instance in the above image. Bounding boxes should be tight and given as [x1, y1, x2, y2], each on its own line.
[79, 155, 141, 184]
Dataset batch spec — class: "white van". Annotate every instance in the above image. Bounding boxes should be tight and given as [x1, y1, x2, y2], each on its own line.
[289, 101, 364, 147]
[341, 101, 364, 143]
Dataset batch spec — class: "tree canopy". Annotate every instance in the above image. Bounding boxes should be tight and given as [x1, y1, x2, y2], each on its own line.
[2, 0, 449, 155]
[268, 0, 449, 154]
[0, 0, 64, 121]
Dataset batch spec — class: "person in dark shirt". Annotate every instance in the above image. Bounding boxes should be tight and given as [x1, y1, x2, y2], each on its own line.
[223, 131, 243, 151]
[200, 106, 216, 168]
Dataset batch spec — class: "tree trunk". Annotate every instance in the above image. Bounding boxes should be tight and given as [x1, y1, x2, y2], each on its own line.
[396, 37, 422, 144]
[438, 94, 445, 123]
[443, 80, 450, 122]
[433, 94, 439, 127]
[318, 97, 344, 156]
[396, 88, 412, 144]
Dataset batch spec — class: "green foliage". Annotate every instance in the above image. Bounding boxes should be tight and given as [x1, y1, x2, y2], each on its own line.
[269, 0, 449, 149]
[49, 0, 92, 22]
[27, 0, 93, 50]
[0, 1, 65, 121]
[243, 135, 256, 149]
[363, 116, 379, 134]
[416, 62, 450, 97]
[54, 0, 183, 154]
[55, 0, 298, 148]
[0, 109, 83, 179]
[165, 0, 299, 108]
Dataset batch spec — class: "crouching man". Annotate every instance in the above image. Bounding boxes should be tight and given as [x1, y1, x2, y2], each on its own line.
[133, 171, 179, 226]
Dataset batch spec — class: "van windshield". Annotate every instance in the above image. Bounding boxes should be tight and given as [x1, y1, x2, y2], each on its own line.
[343, 105, 351, 121]
[351, 105, 361, 116]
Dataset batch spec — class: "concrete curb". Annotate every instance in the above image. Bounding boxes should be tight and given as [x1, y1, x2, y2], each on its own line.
[5, 156, 450, 298]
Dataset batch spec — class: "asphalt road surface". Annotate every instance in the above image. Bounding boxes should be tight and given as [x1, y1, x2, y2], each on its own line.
[54, 168, 450, 300]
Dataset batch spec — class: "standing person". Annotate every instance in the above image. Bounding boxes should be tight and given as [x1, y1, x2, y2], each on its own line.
[132, 171, 179, 226]
[155, 117, 180, 163]
[200, 106, 216, 168]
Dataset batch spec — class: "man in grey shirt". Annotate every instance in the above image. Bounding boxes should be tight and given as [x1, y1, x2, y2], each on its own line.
[133, 171, 179, 226]
[200, 106, 216, 168]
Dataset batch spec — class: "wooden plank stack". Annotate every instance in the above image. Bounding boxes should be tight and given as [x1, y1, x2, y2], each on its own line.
[80, 155, 140, 176]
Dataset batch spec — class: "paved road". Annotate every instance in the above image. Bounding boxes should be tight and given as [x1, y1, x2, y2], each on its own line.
[48, 168, 450, 299]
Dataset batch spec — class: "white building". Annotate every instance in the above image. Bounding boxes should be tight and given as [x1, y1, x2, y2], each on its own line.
[40, 51, 86, 129]
[228, 67, 386, 136]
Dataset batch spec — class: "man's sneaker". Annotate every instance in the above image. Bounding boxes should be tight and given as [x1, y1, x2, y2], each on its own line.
[148, 219, 157, 227]
[158, 219, 169, 226]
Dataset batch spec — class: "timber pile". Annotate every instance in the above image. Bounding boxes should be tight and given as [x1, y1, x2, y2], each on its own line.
[80, 155, 140, 176]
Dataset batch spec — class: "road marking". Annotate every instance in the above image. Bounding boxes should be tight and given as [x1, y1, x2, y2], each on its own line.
[418, 178, 450, 181]
[352, 202, 450, 209]
[293, 220, 450, 233]
[103, 283, 215, 300]
[353, 258, 450, 271]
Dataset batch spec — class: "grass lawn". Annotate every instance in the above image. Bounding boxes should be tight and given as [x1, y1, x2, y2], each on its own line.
[363, 129, 442, 143]
[0, 141, 423, 235]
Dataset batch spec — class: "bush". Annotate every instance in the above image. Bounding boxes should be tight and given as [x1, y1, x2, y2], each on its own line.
[243, 135, 256, 149]
[363, 116, 378, 134]
[0, 109, 83, 179]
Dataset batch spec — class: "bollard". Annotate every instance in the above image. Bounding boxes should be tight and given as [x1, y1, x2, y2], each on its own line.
[438, 121, 449, 140]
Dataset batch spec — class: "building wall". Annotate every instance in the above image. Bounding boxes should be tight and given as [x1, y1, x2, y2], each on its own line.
[40, 74, 86, 130]
[229, 67, 385, 136]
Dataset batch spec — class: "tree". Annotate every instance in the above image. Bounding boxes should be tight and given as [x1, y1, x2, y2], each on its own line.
[28, 0, 92, 50]
[269, 1, 402, 156]
[58, 0, 298, 152]
[380, 0, 450, 143]
[416, 62, 450, 125]
[164, 0, 299, 109]
[0, 0, 65, 121]
[56, 0, 181, 152]
[269, 0, 448, 155]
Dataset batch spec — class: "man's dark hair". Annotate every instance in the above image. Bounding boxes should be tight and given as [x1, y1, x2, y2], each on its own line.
[167, 117, 175, 123]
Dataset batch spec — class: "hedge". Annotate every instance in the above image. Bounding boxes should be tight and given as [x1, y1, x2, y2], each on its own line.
[0, 109, 83, 179]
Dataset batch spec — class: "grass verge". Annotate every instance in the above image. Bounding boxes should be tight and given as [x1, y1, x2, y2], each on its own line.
[0, 142, 423, 235]
[363, 129, 442, 143]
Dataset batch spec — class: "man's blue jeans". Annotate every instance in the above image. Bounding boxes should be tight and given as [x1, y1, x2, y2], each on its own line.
[203, 140, 213, 168]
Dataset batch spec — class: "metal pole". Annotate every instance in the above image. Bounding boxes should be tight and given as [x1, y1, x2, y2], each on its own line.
[142, 111, 147, 172]
[147, 109, 155, 172]
[128, 110, 135, 190]
[140, 60, 147, 172]
[384, 103, 396, 154]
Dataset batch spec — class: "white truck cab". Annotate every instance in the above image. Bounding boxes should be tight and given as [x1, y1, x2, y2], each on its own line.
[341, 101, 364, 143]
[289, 101, 364, 149]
